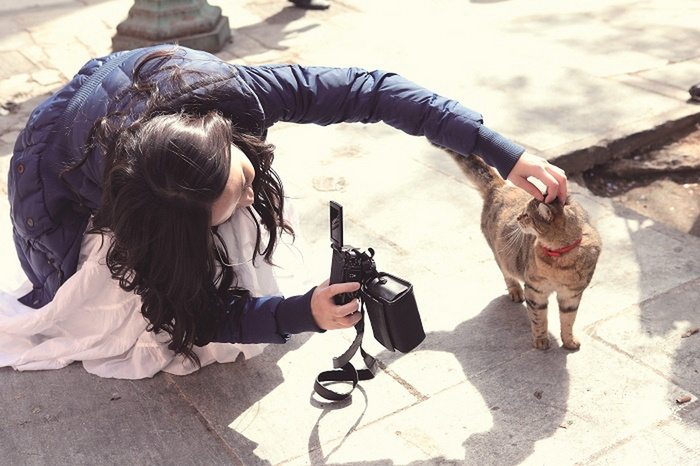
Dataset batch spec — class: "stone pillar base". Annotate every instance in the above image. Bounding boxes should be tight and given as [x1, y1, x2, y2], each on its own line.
[112, 1, 232, 54]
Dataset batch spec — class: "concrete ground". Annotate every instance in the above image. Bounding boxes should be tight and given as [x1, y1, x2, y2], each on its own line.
[1, 0, 700, 464]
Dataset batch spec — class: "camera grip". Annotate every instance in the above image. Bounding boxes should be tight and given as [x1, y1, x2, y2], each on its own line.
[329, 247, 361, 305]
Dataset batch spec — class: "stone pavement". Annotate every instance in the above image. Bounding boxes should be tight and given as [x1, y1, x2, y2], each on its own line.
[1, 0, 700, 464]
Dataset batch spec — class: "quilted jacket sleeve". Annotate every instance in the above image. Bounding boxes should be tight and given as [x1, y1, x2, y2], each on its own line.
[212, 287, 323, 344]
[235, 64, 524, 178]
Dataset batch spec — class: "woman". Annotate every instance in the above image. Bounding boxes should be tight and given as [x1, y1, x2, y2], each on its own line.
[2, 45, 567, 378]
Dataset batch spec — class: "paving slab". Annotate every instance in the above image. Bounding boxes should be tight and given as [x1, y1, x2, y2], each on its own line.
[589, 404, 700, 466]
[635, 59, 700, 93]
[0, 365, 241, 465]
[0, 51, 37, 80]
[588, 277, 700, 395]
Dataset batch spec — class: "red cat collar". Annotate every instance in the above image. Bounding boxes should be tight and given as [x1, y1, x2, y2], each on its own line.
[542, 238, 582, 257]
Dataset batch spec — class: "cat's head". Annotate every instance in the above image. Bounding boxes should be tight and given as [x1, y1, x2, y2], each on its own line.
[516, 196, 570, 237]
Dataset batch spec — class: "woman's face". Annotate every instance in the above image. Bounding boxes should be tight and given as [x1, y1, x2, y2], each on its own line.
[211, 146, 256, 226]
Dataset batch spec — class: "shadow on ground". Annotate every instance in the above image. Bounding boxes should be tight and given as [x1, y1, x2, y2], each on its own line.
[0, 333, 312, 464]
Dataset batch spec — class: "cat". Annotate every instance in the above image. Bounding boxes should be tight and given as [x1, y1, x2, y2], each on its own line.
[447, 150, 602, 350]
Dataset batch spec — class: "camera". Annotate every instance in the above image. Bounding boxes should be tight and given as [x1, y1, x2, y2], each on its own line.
[329, 201, 377, 305]
[328, 201, 425, 353]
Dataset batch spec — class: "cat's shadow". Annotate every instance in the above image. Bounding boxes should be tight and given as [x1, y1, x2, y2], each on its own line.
[384, 295, 572, 465]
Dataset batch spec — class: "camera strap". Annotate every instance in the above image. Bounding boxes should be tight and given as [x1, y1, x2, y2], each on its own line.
[313, 306, 379, 401]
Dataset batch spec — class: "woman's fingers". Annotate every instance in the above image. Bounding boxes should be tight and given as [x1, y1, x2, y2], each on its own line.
[329, 289, 361, 328]
[335, 303, 362, 328]
[332, 297, 359, 316]
[537, 169, 561, 204]
[311, 280, 363, 330]
[323, 280, 360, 299]
[548, 165, 568, 203]
[319, 297, 360, 329]
[507, 152, 569, 204]
[508, 175, 545, 202]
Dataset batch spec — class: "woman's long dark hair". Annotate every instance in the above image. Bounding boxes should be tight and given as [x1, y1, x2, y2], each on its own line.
[68, 48, 291, 365]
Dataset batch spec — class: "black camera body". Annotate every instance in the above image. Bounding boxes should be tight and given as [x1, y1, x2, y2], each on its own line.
[330, 245, 376, 305]
[329, 201, 377, 304]
[328, 201, 425, 353]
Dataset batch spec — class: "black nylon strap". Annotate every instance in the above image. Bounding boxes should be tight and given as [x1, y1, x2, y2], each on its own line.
[314, 306, 379, 401]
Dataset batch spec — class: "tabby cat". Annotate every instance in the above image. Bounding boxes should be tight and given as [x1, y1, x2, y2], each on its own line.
[448, 151, 602, 350]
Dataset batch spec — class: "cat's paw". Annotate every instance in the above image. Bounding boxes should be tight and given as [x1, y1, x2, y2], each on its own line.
[562, 337, 581, 350]
[532, 336, 551, 350]
[507, 285, 524, 303]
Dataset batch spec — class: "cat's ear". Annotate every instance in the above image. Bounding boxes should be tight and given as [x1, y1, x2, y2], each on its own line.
[537, 202, 554, 222]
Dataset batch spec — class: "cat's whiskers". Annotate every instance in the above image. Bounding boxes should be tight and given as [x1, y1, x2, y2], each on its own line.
[498, 226, 524, 256]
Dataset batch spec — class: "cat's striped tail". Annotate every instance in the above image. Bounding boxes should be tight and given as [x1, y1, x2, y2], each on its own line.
[444, 149, 506, 198]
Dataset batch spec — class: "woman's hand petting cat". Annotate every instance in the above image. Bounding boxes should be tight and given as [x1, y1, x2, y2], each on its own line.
[311, 280, 362, 330]
[507, 151, 568, 204]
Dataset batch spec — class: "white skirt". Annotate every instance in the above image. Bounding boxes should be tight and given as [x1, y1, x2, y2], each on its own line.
[0, 207, 312, 379]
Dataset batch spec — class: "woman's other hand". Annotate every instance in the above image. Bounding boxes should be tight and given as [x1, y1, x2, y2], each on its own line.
[507, 151, 568, 204]
[311, 280, 362, 330]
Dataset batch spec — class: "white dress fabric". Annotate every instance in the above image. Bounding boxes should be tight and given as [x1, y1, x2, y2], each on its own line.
[0, 207, 311, 379]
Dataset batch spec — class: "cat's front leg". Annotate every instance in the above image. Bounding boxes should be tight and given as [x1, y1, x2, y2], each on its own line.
[524, 283, 550, 350]
[504, 276, 524, 302]
[495, 258, 524, 302]
[557, 290, 584, 350]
